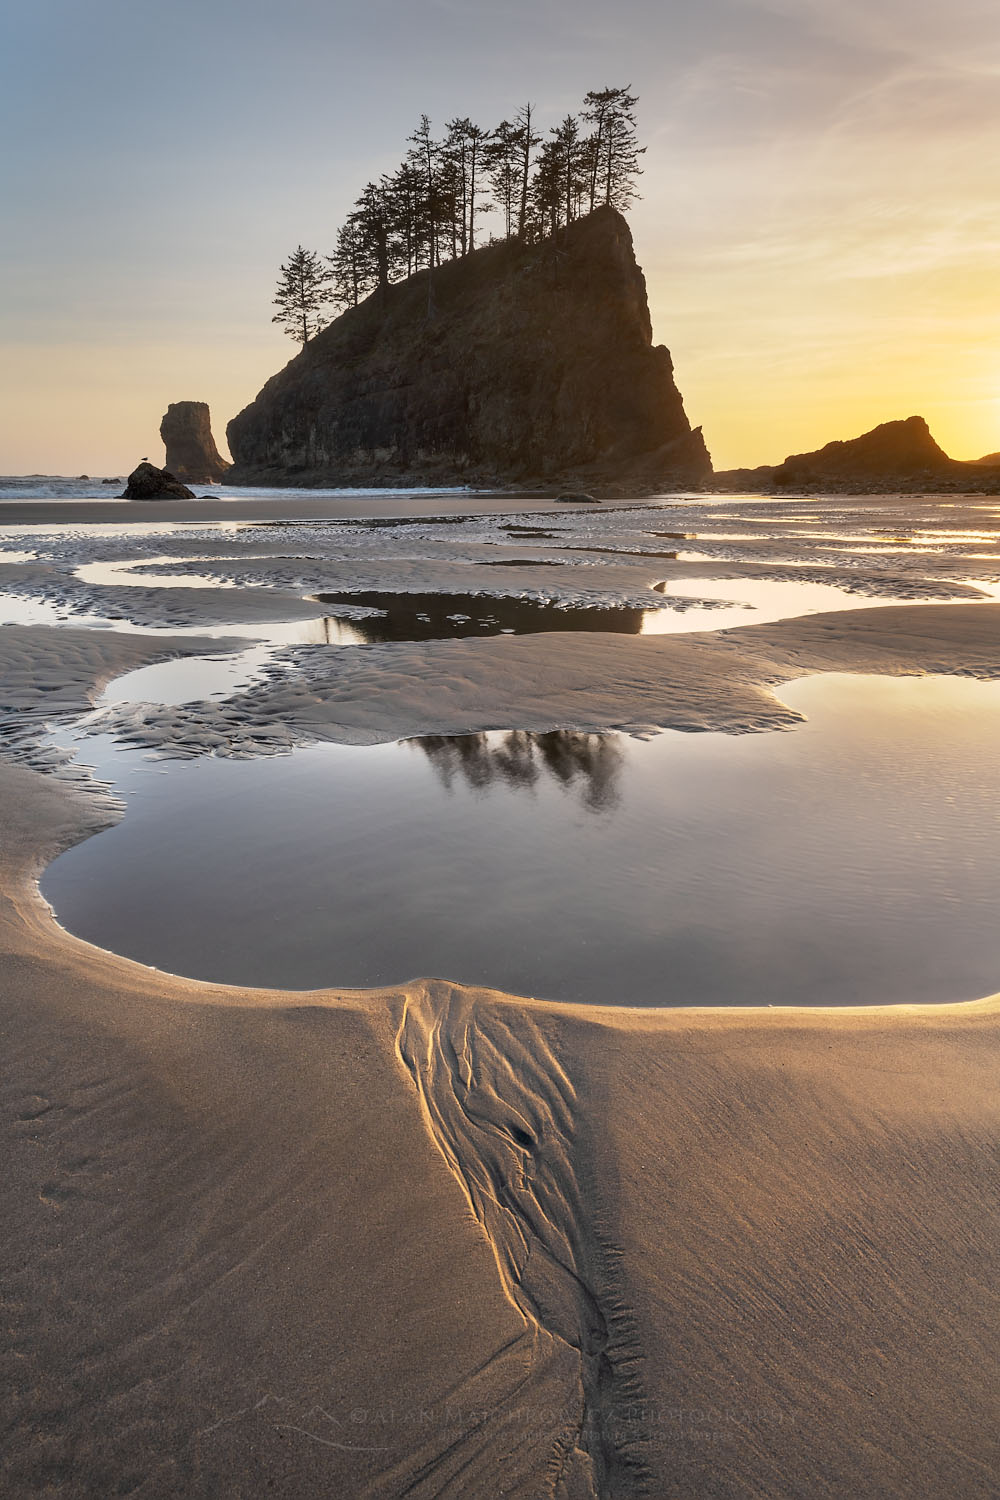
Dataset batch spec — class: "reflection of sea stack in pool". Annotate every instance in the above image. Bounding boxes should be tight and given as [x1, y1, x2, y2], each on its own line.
[227, 207, 711, 490]
[120, 462, 195, 500]
[417, 729, 623, 812]
[160, 401, 231, 483]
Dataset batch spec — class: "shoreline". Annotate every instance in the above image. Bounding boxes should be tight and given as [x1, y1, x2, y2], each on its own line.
[5, 479, 1000, 528]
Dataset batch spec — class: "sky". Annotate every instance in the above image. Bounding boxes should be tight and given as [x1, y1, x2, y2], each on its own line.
[2, 0, 999, 474]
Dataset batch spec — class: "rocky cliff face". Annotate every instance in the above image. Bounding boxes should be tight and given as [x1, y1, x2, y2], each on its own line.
[160, 402, 230, 483]
[227, 208, 710, 489]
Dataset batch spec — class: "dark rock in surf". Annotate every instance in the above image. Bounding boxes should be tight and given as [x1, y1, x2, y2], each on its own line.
[120, 462, 195, 500]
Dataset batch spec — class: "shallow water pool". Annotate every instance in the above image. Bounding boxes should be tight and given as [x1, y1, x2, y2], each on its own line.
[42, 673, 1000, 1007]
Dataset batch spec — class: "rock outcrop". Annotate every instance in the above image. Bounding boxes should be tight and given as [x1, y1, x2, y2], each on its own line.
[227, 208, 711, 490]
[773, 416, 952, 486]
[715, 416, 1000, 494]
[160, 401, 230, 483]
[120, 462, 195, 500]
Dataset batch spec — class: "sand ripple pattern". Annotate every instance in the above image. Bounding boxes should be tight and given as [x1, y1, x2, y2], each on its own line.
[396, 985, 648, 1499]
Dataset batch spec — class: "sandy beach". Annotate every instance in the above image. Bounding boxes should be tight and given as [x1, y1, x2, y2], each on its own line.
[2, 490, 999, 1498]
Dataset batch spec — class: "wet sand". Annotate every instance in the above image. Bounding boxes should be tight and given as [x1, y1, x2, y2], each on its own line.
[0, 489, 571, 528]
[2, 494, 999, 1497]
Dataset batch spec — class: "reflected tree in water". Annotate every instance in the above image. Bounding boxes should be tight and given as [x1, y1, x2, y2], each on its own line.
[411, 729, 622, 811]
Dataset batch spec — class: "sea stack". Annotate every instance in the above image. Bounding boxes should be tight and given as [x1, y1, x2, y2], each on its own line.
[160, 401, 231, 484]
[227, 207, 711, 489]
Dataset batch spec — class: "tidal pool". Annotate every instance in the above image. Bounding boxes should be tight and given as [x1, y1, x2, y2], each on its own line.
[312, 589, 662, 639]
[312, 575, 959, 644]
[42, 673, 1000, 1007]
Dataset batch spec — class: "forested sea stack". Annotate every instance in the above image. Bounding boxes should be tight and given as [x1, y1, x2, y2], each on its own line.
[227, 209, 711, 489]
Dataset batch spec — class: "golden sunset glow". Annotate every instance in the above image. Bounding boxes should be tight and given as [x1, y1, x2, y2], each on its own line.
[3, 0, 999, 473]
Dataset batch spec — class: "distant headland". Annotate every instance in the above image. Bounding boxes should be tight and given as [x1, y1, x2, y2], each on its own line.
[714, 414, 1000, 495]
